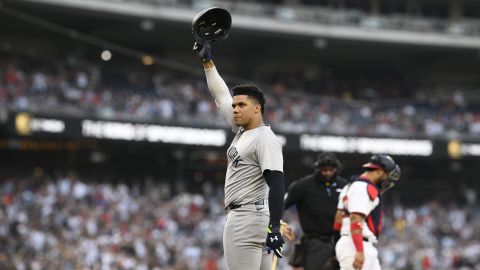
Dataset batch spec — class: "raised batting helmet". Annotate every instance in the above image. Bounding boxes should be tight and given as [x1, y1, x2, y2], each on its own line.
[192, 7, 232, 43]
[363, 154, 401, 193]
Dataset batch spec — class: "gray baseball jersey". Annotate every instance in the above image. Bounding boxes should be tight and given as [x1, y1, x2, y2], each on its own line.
[225, 125, 283, 206]
[204, 66, 283, 206]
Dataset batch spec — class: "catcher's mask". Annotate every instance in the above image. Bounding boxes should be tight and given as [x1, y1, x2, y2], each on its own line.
[363, 154, 401, 193]
[192, 7, 232, 43]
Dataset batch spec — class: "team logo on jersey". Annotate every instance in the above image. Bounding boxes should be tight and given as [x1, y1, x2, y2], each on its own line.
[227, 146, 242, 168]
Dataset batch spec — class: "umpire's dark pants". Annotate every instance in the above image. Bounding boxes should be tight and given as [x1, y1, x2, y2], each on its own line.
[304, 236, 339, 270]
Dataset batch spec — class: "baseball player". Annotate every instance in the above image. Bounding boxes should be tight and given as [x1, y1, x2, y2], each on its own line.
[334, 155, 401, 270]
[193, 41, 285, 270]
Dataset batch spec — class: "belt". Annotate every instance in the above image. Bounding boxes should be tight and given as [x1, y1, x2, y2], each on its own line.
[225, 200, 266, 212]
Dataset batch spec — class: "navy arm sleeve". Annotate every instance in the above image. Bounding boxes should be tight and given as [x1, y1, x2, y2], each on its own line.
[264, 170, 285, 227]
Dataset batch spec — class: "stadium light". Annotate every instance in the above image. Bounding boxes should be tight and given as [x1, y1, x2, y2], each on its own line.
[142, 55, 154, 65]
[101, 50, 112, 61]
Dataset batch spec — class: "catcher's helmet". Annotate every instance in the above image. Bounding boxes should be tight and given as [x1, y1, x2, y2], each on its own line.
[192, 7, 232, 43]
[363, 154, 401, 193]
[363, 154, 396, 172]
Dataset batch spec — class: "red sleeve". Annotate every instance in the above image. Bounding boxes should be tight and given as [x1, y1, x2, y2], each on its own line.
[351, 222, 364, 252]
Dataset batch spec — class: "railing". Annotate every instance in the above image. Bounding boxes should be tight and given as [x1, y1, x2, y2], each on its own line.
[110, 0, 480, 37]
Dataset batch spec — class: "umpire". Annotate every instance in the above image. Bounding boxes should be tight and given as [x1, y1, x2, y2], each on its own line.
[285, 152, 348, 270]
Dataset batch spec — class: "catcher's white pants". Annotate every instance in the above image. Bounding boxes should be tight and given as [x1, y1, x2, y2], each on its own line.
[335, 236, 381, 270]
[223, 203, 272, 270]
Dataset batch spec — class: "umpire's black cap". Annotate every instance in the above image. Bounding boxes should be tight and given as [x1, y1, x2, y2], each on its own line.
[313, 152, 342, 169]
[192, 7, 232, 43]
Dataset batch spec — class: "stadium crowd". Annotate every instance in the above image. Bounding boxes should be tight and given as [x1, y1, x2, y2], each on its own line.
[1, 55, 479, 139]
[0, 173, 227, 270]
[0, 173, 479, 270]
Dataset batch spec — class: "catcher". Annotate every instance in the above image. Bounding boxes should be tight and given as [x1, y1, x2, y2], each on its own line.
[334, 155, 401, 270]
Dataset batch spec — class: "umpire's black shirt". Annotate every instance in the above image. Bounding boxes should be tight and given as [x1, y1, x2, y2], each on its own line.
[285, 175, 348, 236]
